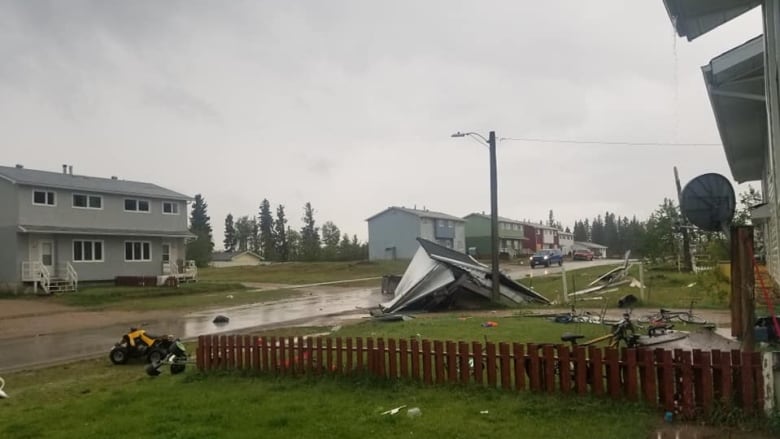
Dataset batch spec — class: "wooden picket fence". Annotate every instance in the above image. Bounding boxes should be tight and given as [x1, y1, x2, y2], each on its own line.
[196, 335, 765, 418]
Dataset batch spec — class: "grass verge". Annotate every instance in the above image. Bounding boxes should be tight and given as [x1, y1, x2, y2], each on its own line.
[517, 264, 732, 310]
[199, 260, 409, 284]
[0, 355, 660, 439]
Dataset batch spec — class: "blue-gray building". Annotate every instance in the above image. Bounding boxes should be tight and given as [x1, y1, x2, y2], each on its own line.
[366, 206, 466, 260]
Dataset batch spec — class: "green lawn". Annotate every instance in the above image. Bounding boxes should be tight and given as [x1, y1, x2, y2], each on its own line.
[0, 355, 660, 439]
[0, 282, 300, 312]
[518, 264, 732, 310]
[199, 260, 409, 284]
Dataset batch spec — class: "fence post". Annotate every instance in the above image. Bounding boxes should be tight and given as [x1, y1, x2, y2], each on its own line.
[434, 340, 445, 385]
[641, 349, 657, 405]
[356, 337, 364, 372]
[345, 337, 353, 374]
[692, 349, 703, 408]
[326, 338, 334, 374]
[219, 335, 228, 371]
[624, 348, 638, 401]
[447, 341, 458, 384]
[422, 340, 432, 385]
[388, 339, 397, 379]
[236, 335, 245, 370]
[336, 337, 344, 375]
[278, 336, 287, 374]
[269, 336, 277, 373]
[226, 336, 235, 370]
[365, 338, 374, 376]
[543, 344, 555, 394]
[589, 347, 604, 396]
[699, 351, 714, 415]
[557, 345, 571, 394]
[261, 336, 269, 372]
[399, 339, 409, 379]
[680, 351, 695, 419]
[473, 342, 484, 386]
[196, 335, 205, 371]
[459, 341, 471, 384]
[375, 338, 385, 378]
[606, 348, 620, 399]
[411, 339, 420, 381]
[527, 343, 540, 391]
[659, 350, 675, 411]
[499, 343, 511, 390]
[575, 346, 587, 395]
[513, 343, 526, 391]
[486, 342, 498, 388]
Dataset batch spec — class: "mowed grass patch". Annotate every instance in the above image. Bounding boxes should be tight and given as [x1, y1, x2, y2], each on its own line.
[0, 356, 658, 439]
[199, 259, 409, 284]
[41, 282, 298, 311]
[517, 264, 731, 310]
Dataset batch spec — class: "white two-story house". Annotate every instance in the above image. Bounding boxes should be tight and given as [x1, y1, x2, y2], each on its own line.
[0, 164, 194, 292]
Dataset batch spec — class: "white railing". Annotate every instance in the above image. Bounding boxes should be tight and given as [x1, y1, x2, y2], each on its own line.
[66, 262, 78, 292]
[21, 261, 50, 293]
[184, 260, 198, 279]
[163, 261, 179, 276]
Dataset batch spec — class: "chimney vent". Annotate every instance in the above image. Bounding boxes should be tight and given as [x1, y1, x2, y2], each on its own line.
[62, 164, 67, 174]
[68, 165, 73, 175]
[15, 164, 23, 169]
[111, 176, 118, 180]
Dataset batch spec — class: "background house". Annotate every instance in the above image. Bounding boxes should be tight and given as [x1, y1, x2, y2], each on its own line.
[463, 213, 527, 258]
[210, 251, 265, 268]
[0, 164, 193, 292]
[521, 222, 559, 253]
[367, 206, 465, 260]
[558, 231, 575, 255]
[573, 241, 608, 258]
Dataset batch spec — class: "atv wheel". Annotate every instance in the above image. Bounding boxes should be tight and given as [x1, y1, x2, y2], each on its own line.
[171, 363, 186, 374]
[110, 347, 129, 365]
[147, 348, 166, 364]
[145, 363, 162, 376]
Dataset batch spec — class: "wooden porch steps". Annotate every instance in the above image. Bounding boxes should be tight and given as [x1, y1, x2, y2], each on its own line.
[48, 278, 76, 293]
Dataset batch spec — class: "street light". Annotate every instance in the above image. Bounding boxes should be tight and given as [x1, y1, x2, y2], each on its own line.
[451, 130, 500, 303]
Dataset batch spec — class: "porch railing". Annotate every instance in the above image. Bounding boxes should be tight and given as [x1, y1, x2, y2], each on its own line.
[65, 262, 78, 292]
[163, 261, 179, 276]
[21, 261, 50, 294]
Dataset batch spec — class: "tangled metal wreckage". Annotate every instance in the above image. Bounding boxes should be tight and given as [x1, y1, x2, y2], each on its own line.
[378, 238, 551, 314]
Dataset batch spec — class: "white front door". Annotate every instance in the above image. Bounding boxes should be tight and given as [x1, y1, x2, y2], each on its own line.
[162, 243, 171, 264]
[39, 240, 54, 272]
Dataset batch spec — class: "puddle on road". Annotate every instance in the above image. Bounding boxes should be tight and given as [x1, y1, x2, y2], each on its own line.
[0, 288, 382, 372]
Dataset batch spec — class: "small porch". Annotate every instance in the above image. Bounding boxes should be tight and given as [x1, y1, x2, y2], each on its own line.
[162, 259, 199, 284]
[21, 260, 78, 294]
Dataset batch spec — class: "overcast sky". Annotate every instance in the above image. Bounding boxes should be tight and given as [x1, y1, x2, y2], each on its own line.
[0, 1, 764, 248]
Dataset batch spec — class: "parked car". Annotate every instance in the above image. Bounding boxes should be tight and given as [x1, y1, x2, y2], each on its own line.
[573, 249, 594, 261]
[530, 249, 563, 268]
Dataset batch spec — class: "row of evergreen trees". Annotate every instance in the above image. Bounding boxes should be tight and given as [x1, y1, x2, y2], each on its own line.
[186, 194, 367, 266]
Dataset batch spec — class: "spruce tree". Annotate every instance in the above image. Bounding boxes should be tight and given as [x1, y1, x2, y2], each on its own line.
[321, 221, 341, 261]
[223, 213, 237, 252]
[250, 217, 261, 254]
[274, 204, 289, 261]
[187, 194, 214, 267]
[300, 202, 320, 261]
[259, 199, 275, 260]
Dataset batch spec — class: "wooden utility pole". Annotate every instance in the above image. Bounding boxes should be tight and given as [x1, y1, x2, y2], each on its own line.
[730, 226, 755, 351]
[674, 167, 693, 272]
[488, 131, 500, 303]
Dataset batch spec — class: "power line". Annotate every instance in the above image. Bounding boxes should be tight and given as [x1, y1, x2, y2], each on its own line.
[498, 137, 720, 147]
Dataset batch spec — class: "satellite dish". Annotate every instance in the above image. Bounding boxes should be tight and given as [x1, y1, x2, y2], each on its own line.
[680, 173, 736, 232]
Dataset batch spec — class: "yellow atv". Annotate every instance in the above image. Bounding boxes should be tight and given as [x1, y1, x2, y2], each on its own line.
[109, 327, 175, 365]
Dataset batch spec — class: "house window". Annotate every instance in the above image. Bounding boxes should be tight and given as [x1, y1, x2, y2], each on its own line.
[72, 194, 102, 209]
[125, 241, 151, 261]
[73, 240, 103, 262]
[162, 201, 179, 215]
[447, 220, 453, 228]
[32, 190, 56, 206]
[124, 199, 150, 213]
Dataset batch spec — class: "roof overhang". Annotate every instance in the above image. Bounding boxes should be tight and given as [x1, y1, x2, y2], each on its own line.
[663, 0, 760, 41]
[18, 225, 196, 239]
[751, 202, 771, 222]
[703, 36, 766, 183]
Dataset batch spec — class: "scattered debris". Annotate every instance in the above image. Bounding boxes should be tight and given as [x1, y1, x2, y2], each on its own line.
[226, 294, 234, 299]
[617, 294, 637, 309]
[571, 251, 635, 297]
[481, 321, 499, 328]
[381, 405, 407, 415]
[0, 377, 7, 398]
[378, 238, 550, 314]
[687, 282, 696, 288]
[480, 410, 489, 415]
[213, 315, 230, 324]
[330, 325, 342, 332]
[629, 278, 644, 288]
[407, 407, 422, 418]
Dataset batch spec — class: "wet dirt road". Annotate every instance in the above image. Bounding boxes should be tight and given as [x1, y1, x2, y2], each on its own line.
[0, 287, 383, 372]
